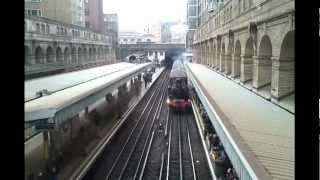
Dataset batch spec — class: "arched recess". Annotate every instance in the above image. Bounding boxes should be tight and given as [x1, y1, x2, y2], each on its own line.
[35, 46, 44, 64]
[25, 46, 31, 65]
[83, 48, 88, 62]
[232, 40, 241, 77]
[254, 35, 272, 90]
[64, 47, 70, 63]
[226, 42, 233, 74]
[93, 48, 96, 61]
[272, 31, 294, 99]
[220, 43, 225, 72]
[78, 48, 82, 63]
[241, 37, 254, 82]
[46, 47, 54, 63]
[88, 48, 92, 61]
[98, 48, 101, 59]
[72, 48, 77, 63]
[56, 47, 63, 63]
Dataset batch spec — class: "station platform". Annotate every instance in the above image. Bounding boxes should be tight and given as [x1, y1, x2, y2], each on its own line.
[185, 63, 294, 180]
[25, 62, 152, 124]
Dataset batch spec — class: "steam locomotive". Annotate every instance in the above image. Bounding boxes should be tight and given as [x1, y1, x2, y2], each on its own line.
[167, 60, 191, 112]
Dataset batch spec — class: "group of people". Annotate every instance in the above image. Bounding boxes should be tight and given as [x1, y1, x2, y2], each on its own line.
[198, 102, 238, 180]
[143, 70, 153, 88]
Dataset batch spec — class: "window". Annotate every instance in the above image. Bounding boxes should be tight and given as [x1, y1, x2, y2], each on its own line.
[46, 25, 49, 33]
[31, 9, 42, 16]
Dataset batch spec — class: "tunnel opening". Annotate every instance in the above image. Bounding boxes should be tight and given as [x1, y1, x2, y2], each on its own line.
[163, 48, 185, 69]
[128, 55, 136, 62]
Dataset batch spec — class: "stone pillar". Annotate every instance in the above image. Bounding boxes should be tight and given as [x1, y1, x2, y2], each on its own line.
[231, 54, 241, 78]
[270, 57, 294, 100]
[219, 54, 225, 72]
[216, 52, 220, 70]
[252, 56, 272, 89]
[225, 54, 232, 74]
[240, 55, 253, 82]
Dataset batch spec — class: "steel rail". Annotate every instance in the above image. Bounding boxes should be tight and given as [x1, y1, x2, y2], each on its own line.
[186, 114, 197, 180]
[105, 71, 168, 180]
[119, 82, 167, 180]
[190, 100, 217, 180]
[159, 152, 165, 180]
[132, 89, 168, 180]
[178, 113, 183, 180]
[164, 107, 170, 137]
[138, 130, 156, 180]
[165, 110, 173, 180]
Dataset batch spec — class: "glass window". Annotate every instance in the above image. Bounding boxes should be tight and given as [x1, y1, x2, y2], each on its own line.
[31, 10, 38, 16]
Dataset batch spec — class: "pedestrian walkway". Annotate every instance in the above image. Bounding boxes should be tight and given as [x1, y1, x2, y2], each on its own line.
[186, 63, 294, 180]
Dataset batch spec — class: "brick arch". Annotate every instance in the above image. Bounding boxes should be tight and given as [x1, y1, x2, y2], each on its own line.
[64, 47, 71, 63]
[82, 48, 88, 62]
[232, 40, 241, 77]
[35, 46, 44, 64]
[25, 46, 32, 65]
[240, 37, 254, 83]
[46, 46, 54, 63]
[258, 35, 272, 57]
[78, 47, 82, 63]
[56, 47, 63, 63]
[71, 47, 77, 63]
[253, 35, 273, 90]
[271, 30, 294, 99]
[225, 39, 234, 74]
[279, 31, 294, 60]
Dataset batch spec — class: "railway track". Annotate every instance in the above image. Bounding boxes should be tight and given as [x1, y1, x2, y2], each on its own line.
[82, 69, 170, 180]
[81, 69, 212, 180]
[163, 112, 212, 180]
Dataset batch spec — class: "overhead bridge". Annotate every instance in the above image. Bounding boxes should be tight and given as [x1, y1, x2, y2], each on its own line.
[119, 43, 185, 60]
[185, 62, 294, 180]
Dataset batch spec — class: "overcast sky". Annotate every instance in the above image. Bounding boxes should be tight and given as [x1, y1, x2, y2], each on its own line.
[103, 0, 187, 33]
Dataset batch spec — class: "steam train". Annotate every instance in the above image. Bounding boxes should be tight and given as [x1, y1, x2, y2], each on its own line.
[167, 60, 191, 112]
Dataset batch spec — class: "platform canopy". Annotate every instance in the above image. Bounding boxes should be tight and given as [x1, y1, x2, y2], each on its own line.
[25, 62, 152, 124]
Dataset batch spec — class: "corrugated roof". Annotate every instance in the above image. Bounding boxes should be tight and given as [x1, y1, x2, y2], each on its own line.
[186, 63, 294, 180]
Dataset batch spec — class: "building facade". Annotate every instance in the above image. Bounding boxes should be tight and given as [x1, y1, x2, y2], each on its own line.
[186, 0, 198, 52]
[25, 15, 116, 71]
[85, 0, 104, 33]
[119, 31, 158, 44]
[25, 0, 85, 27]
[192, 0, 294, 109]
[160, 22, 176, 43]
[103, 14, 119, 47]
